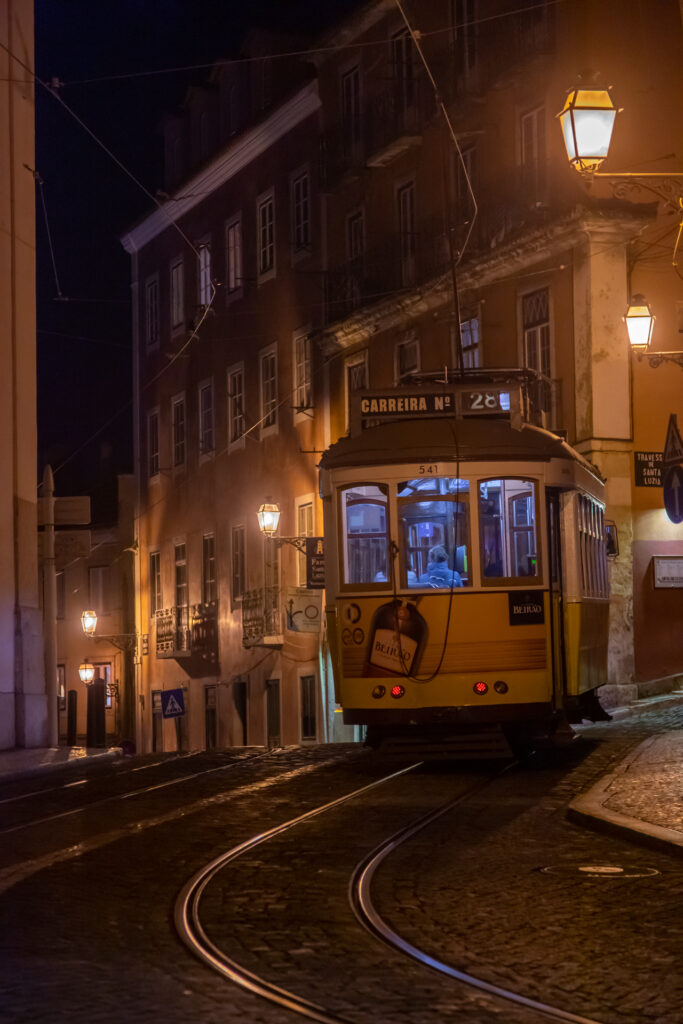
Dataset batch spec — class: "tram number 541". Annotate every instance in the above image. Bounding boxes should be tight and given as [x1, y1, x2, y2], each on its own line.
[419, 464, 439, 475]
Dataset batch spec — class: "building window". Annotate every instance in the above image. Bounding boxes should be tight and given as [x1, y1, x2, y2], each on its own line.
[174, 543, 188, 629]
[257, 191, 275, 279]
[56, 571, 65, 620]
[231, 525, 246, 603]
[198, 242, 212, 307]
[397, 182, 416, 287]
[291, 170, 310, 253]
[170, 257, 184, 330]
[520, 105, 546, 195]
[395, 336, 420, 382]
[347, 209, 365, 262]
[345, 351, 368, 429]
[57, 664, 66, 712]
[147, 410, 160, 478]
[300, 674, 317, 741]
[225, 216, 242, 294]
[89, 565, 110, 614]
[460, 316, 481, 368]
[260, 347, 278, 433]
[227, 365, 245, 448]
[296, 500, 314, 585]
[199, 380, 215, 454]
[149, 551, 162, 617]
[453, 145, 477, 224]
[451, 0, 477, 82]
[145, 277, 159, 349]
[293, 332, 312, 412]
[522, 288, 551, 378]
[341, 65, 361, 156]
[392, 28, 415, 111]
[202, 534, 217, 604]
[171, 395, 186, 468]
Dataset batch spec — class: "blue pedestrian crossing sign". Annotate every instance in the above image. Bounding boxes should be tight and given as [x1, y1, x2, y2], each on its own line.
[161, 688, 185, 718]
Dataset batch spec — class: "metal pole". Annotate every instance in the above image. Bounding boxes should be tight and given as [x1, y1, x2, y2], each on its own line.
[42, 465, 59, 746]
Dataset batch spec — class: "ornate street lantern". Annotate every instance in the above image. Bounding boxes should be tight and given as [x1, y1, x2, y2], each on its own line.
[558, 87, 617, 171]
[257, 500, 281, 536]
[624, 294, 655, 349]
[78, 662, 95, 684]
[81, 609, 98, 636]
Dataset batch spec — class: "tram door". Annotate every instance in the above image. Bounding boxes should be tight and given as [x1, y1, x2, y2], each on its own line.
[546, 489, 567, 707]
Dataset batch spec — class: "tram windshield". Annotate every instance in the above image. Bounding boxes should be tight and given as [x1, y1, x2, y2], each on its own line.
[397, 477, 471, 588]
[340, 484, 389, 584]
[479, 478, 538, 580]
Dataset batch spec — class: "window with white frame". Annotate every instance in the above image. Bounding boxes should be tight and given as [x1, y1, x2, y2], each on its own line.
[460, 316, 481, 368]
[397, 182, 416, 286]
[225, 215, 242, 295]
[198, 243, 212, 307]
[395, 335, 420, 382]
[145, 277, 159, 349]
[293, 332, 312, 412]
[522, 288, 551, 378]
[257, 191, 275, 279]
[149, 550, 162, 618]
[260, 347, 278, 433]
[202, 533, 217, 604]
[291, 170, 310, 254]
[171, 394, 186, 467]
[227, 364, 245, 447]
[170, 257, 184, 330]
[520, 105, 546, 194]
[341, 65, 361, 155]
[89, 565, 110, 614]
[148, 409, 160, 478]
[174, 543, 188, 630]
[231, 525, 246, 604]
[345, 351, 368, 428]
[296, 499, 314, 585]
[198, 381, 215, 454]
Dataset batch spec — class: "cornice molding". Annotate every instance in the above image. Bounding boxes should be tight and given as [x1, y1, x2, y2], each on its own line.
[120, 80, 321, 254]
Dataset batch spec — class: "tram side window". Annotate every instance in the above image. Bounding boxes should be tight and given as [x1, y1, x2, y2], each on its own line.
[479, 479, 538, 581]
[397, 477, 471, 588]
[578, 494, 608, 598]
[340, 484, 389, 585]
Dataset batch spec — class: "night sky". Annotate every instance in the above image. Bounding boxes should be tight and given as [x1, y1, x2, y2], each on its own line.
[34, 0, 360, 515]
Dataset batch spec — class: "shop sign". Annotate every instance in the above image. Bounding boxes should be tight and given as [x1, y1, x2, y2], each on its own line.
[285, 588, 322, 633]
[305, 537, 325, 588]
[634, 451, 663, 487]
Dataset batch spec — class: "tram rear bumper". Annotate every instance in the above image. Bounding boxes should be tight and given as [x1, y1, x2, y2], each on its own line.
[343, 702, 554, 726]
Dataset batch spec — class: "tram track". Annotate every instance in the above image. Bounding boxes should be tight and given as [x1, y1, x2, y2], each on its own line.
[175, 757, 608, 1024]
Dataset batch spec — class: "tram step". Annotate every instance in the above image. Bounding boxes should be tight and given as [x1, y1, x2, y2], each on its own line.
[374, 727, 514, 760]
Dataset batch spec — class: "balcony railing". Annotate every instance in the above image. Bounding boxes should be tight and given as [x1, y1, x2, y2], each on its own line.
[242, 587, 282, 647]
[190, 600, 219, 663]
[155, 606, 191, 658]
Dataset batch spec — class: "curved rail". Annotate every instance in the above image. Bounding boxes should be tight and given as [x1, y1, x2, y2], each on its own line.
[174, 763, 420, 1024]
[350, 782, 606, 1024]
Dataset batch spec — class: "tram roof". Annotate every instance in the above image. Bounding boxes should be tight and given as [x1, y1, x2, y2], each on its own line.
[320, 418, 600, 477]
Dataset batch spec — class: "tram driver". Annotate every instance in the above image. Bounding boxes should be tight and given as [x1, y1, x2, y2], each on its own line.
[418, 545, 464, 588]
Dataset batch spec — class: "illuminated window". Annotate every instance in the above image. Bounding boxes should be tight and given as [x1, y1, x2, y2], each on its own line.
[460, 316, 481, 368]
[228, 364, 245, 448]
[231, 525, 246, 604]
[397, 477, 471, 587]
[202, 533, 217, 604]
[340, 484, 389, 586]
[145, 277, 159, 349]
[479, 479, 539, 583]
[171, 394, 185, 467]
[257, 190, 275, 279]
[260, 347, 277, 433]
[294, 332, 312, 412]
[291, 170, 310, 253]
[170, 257, 184, 330]
[174, 543, 188, 632]
[198, 243, 212, 307]
[226, 215, 242, 295]
[198, 380, 214, 454]
[296, 500, 314, 585]
[149, 551, 162, 617]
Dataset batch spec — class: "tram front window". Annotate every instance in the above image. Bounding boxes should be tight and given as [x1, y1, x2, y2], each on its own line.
[397, 477, 471, 588]
[479, 479, 538, 580]
[340, 484, 389, 585]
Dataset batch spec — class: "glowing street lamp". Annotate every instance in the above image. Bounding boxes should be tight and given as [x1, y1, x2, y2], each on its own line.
[78, 661, 95, 684]
[624, 295, 655, 350]
[81, 609, 98, 636]
[558, 86, 617, 172]
[257, 500, 281, 537]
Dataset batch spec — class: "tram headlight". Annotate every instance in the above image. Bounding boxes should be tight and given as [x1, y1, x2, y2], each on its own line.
[494, 680, 509, 694]
[390, 684, 405, 699]
[372, 685, 386, 699]
[473, 681, 488, 695]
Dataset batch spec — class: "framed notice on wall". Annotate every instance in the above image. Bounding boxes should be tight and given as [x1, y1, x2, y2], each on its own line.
[652, 556, 683, 589]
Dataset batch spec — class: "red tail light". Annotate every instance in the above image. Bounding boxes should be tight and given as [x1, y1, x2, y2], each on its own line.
[391, 684, 405, 699]
[473, 681, 488, 695]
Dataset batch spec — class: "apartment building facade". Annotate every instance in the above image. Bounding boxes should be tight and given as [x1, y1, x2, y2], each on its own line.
[122, 1, 682, 753]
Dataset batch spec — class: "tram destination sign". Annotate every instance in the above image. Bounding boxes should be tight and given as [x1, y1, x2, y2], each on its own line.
[360, 392, 456, 418]
[634, 451, 663, 487]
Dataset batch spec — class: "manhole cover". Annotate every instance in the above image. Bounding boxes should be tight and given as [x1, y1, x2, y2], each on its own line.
[540, 864, 660, 879]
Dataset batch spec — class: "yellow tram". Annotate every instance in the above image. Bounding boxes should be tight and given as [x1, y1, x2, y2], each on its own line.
[319, 377, 610, 756]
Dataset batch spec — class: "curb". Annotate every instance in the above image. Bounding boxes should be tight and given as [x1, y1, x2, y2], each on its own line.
[0, 747, 124, 783]
[568, 737, 683, 859]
